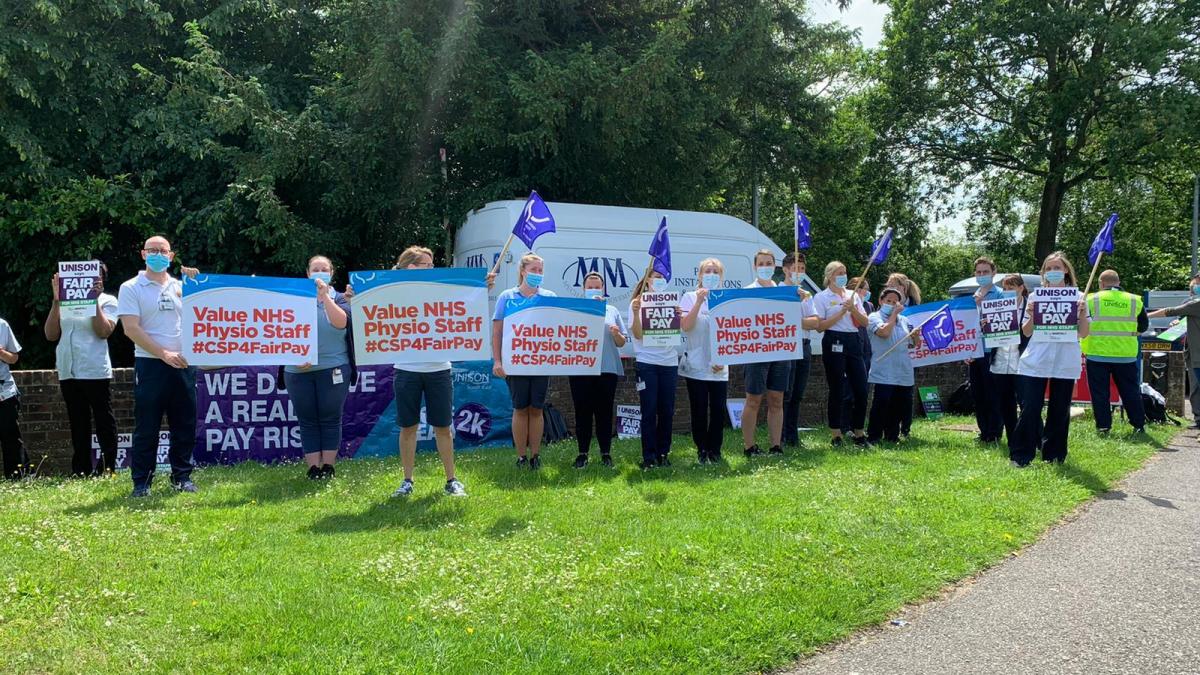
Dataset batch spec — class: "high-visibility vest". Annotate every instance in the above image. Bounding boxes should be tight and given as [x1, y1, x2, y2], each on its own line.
[1081, 289, 1142, 358]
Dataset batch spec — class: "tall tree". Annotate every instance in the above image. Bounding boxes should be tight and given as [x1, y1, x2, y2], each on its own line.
[881, 0, 1200, 261]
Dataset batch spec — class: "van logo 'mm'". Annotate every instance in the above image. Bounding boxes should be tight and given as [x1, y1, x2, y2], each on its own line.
[563, 257, 637, 289]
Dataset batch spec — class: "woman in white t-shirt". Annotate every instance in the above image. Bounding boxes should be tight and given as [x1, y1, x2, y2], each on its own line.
[390, 246, 468, 498]
[813, 261, 871, 447]
[44, 262, 119, 476]
[1011, 251, 1090, 467]
[630, 270, 680, 469]
[680, 258, 728, 463]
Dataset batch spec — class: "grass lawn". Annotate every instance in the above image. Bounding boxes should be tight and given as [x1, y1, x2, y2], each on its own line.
[0, 414, 1179, 674]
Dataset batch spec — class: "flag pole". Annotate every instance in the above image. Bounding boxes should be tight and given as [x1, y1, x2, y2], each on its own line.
[851, 261, 873, 293]
[875, 302, 952, 361]
[1082, 251, 1103, 296]
[490, 233, 516, 277]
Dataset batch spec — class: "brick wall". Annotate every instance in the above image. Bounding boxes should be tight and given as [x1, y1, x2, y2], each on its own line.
[10, 351, 1188, 475]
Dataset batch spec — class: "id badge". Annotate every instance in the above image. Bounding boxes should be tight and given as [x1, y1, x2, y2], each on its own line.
[158, 294, 175, 311]
[636, 379, 647, 392]
[831, 342, 844, 354]
[331, 367, 344, 385]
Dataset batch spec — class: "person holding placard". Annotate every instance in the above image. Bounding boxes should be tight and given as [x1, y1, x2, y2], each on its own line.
[44, 262, 120, 476]
[387, 246, 469, 496]
[866, 287, 922, 443]
[1010, 252, 1090, 467]
[886, 272, 921, 437]
[681, 258, 729, 463]
[1081, 270, 1148, 434]
[493, 253, 555, 470]
[814, 261, 871, 447]
[117, 235, 198, 496]
[630, 270, 680, 469]
[969, 257, 1004, 444]
[0, 314, 25, 479]
[989, 274, 1031, 448]
[282, 255, 352, 481]
[740, 250, 794, 457]
[781, 253, 819, 448]
[567, 272, 628, 469]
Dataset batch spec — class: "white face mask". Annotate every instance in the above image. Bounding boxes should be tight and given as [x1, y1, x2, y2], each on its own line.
[701, 273, 721, 290]
[650, 277, 668, 292]
[755, 266, 774, 281]
[790, 271, 803, 283]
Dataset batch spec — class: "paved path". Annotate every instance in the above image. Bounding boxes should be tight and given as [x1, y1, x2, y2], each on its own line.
[788, 431, 1200, 675]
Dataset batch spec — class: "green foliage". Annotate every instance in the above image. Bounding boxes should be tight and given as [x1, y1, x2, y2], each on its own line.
[880, 0, 1200, 260]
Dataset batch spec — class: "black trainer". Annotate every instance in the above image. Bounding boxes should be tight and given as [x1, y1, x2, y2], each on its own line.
[744, 445, 762, 457]
[710, 450, 723, 462]
[657, 454, 670, 467]
[853, 436, 871, 448]
[516, 456, 528, 468]
[529, 455, 541, 470]
[306, 465, 321, 480]
[639, 460, 656, 470]
[698, 452, 709, 464]
[769, 445, 783, 455]
[831, 436, 843, 447]
[321, 464, 335, 479]
[573, 454, 588, 469]
[600, 454, 613, 467]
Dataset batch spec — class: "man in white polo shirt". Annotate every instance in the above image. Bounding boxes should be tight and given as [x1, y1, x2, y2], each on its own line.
[117, 235, 198, 497]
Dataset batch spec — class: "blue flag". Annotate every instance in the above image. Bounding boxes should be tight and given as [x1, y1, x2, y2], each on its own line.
[869, 227, 894, 265]
[648, 216, 672, 281]
[512, 190, 556, 249]
[1087, 213, 1117, 265]
[795, 205, 812, 250]
[921, 304, 956, 351]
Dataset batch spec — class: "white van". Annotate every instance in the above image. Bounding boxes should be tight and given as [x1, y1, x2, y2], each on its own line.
[455, 200, 796, 306]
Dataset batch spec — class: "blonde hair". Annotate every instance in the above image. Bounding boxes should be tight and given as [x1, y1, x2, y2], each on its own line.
[753, 248, 776, 267]
[886, 273, 922, 304]
[823, 261, 847, 287]
[697, 257, 724, 285]
[518, 252, 544, 284]
[1040, 251, 1078, 286]
[394, 246, 434, 270]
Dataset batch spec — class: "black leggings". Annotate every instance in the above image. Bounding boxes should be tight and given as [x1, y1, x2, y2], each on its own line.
[568, 373, 618, 456]
[60, 378, 118, 475]
[685, 377, 728, 457]
[822, 331, 868, 431]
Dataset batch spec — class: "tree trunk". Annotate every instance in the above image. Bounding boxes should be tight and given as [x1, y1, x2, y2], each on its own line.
[1034, 172, 1066, 264]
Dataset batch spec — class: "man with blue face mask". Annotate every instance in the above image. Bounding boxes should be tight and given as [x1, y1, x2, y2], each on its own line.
[1148, 272, 1200, 428]
[117, 235, 198, 497]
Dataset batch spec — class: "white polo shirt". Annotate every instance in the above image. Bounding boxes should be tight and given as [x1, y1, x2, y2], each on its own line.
[56, 293, 118, 380]
[117, 272, 183, 358]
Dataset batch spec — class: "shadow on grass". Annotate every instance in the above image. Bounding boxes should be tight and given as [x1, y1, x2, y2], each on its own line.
[1054, 462, 1111, 496]
[307, 493, 466, 534]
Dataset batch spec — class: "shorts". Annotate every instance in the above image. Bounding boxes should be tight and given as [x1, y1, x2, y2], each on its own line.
[744, 360, 792, 395]
[507, 375, 549, 410]
[393, 368, 453, 428]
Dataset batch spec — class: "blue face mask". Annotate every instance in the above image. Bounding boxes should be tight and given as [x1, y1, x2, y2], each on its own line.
[976, 274, 992, 286]
[584, 289, 603, 300]
[701, 273, 720, 290]
[525, 273, 543, 288]
[880, 303, 894, 317]
[863, 291, 872, 303]
[834, 274, 848, 288]
[145, 253, 170, 273]
[1045, 270, 1066, 284]
[1000, 290, 1017, 299]
[651, 277, 668, 292]
[755, 266, 774, 281]
[310, 272, 332, 284]
[1193, 286, 1200, 296]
